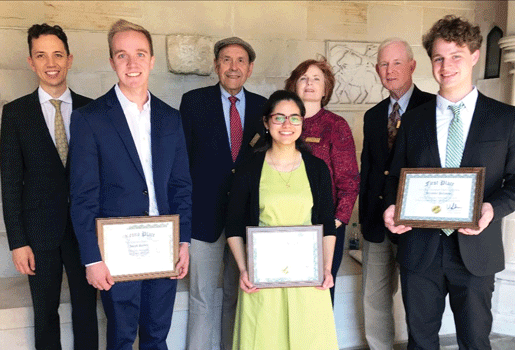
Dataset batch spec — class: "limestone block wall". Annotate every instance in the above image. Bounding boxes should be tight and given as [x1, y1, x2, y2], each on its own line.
[0, 1, 508, 271]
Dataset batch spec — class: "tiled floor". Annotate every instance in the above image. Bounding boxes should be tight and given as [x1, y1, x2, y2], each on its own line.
[343, 333, 515, 350]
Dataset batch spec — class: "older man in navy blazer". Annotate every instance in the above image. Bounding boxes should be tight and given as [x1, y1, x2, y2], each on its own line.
[69, 19, 191, 350]
[180, 37, 266, 350]
[360, 38, 433, 350]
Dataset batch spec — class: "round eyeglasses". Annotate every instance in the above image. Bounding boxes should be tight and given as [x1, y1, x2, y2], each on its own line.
[269, 113, 303, 125]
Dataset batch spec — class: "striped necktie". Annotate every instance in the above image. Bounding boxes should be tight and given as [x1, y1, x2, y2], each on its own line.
[50, 99, 68, 166]
[442, 102, 465, 236]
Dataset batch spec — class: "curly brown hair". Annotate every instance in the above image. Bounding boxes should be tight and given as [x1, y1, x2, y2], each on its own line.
[284, 57, 335, 107]
[422, 15, 482, 57]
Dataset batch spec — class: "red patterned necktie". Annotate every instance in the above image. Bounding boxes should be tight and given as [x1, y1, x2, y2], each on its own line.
[229, 96, 243, 162]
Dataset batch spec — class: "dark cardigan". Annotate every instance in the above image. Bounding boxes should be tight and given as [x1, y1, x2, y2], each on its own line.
[225, 151, 336, 242]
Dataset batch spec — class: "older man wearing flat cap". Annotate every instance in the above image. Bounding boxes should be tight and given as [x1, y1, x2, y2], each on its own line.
[180, 37, 266, 350]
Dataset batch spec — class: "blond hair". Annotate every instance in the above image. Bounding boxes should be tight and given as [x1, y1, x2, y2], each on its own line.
[108, 19, 153, 58]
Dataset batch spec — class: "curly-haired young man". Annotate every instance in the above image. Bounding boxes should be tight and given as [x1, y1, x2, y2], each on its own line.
[384, 15, 515, 349]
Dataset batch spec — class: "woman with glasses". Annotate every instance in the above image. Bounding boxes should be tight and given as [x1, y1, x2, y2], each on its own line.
[285, 57, 360, 302]
[226, 90, 338, 349]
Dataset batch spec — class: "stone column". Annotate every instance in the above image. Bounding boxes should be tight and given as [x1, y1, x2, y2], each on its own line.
[498, 36, 515, 104]
[492, 35, 515, 336]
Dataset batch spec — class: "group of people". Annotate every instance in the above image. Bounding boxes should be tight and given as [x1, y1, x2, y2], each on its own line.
[0, 13, 513, 350]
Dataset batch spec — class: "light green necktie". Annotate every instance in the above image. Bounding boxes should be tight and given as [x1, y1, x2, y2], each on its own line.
[50, 99, 68, 166]
[442, 102, 465, 236]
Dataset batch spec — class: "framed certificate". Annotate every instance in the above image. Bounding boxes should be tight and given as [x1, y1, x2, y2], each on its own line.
[246, 225, 323, 288]
[394, 168, 485, 229]
[96, 215, 180, 282]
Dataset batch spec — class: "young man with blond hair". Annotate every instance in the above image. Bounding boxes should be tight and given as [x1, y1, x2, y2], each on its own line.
[69, 19, 192, 349]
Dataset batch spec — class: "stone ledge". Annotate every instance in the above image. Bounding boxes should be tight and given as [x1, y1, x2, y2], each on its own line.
[0, 273, 189, 310]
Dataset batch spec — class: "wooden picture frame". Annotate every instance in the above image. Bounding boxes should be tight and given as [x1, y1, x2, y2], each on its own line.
[394, 168, 485, 229]
[96, 215, 180, 282]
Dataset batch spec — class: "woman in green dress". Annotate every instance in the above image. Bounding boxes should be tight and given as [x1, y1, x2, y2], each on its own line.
[226, 90, 339, 350]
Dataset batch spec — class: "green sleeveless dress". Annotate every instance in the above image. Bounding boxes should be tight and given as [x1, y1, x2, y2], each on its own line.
[232, 160, 339, 350]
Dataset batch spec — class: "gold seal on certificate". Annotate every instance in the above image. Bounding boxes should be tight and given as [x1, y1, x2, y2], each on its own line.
[394, 168, 485, 229]
[246, 225, 323, 288]
[96, 215, 180, 282]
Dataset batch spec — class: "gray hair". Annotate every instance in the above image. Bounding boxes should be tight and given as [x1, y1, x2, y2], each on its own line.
[377, 38, 414, 62]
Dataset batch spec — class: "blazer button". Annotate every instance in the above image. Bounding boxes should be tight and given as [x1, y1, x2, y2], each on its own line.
[384, 170, 389, 175]
[144, 211, 149, 216]
[143, 190, 148, 196]
[231, 169, 236, 174]
[378, 195, 383, 200]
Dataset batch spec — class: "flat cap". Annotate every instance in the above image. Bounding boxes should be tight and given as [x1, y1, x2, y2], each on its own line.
[214, 37, 256, 63]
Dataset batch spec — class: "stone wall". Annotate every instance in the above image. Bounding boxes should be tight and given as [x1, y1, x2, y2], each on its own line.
[0, 0, 508, 270]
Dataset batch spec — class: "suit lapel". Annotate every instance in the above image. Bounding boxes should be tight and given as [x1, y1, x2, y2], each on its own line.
[377, 99, 390, 155]
[422, 100, 442, 167]
[70, 90, 79, 110]
[106, 88, 146, 180]
[406, 86, 421, 112]
[240, 88, 260, 161]
[210, 84, 233, 162]
[31, 90, 65, 168]
[461, 93, 487, 166]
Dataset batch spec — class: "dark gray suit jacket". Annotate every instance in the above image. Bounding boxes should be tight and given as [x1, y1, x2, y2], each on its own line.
[1, 89, 91, 251]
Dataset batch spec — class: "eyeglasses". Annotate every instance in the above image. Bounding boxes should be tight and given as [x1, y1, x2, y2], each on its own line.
[269, 113, 303, 125]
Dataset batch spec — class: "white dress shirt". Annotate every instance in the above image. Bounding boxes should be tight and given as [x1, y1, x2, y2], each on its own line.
[115, 84, 159, 216]
[38, 87, 73, 143]
[436, 87, 478, 166]
[388, 84, 415, 116]
[220, 86, 246, 146]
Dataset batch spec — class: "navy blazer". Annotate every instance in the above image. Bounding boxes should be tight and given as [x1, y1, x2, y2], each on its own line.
[69, 87, 192, 265]
[360, 86, 434, 243]
[180, 83, 267, 243]
[385, 92, 515, 276]
[1, 89, 91, 251]
[225, 151, 336, 242]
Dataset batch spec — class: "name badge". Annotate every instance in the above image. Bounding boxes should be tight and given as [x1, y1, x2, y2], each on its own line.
[249, 133, 260, 147]
[305, 137, 321, 143]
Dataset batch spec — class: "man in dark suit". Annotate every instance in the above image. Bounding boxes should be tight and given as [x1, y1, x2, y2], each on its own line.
[180, 37, 266, 350]
[384, 15, 515, 349]
[0, 24, 98, 349]
[360, 38, 433, 350]
[69, 19, 191, 349]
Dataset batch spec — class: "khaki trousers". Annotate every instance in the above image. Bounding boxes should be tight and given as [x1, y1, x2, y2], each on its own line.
[362, 235, 399, 350]
[187, 234, 239, 350]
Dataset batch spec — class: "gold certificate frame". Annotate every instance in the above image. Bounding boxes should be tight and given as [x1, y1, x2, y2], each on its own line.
[246, 225, 323, 289]
[96, 215, 180, 282]
[394, 168, 485, 229]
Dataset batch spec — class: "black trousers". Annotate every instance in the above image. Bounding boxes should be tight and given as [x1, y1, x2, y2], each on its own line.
[400, 232, 495, 350]
[330, 224, 346, 304]
[28, 229, 98, 350]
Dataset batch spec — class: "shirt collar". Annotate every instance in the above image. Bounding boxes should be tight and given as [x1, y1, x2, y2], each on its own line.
[38, 86, 72, 105]
[436, 87, 478, 114]
[390, 84, 414, 114]
[115, 84, 151, 112]
[220, 85, 245, 101]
